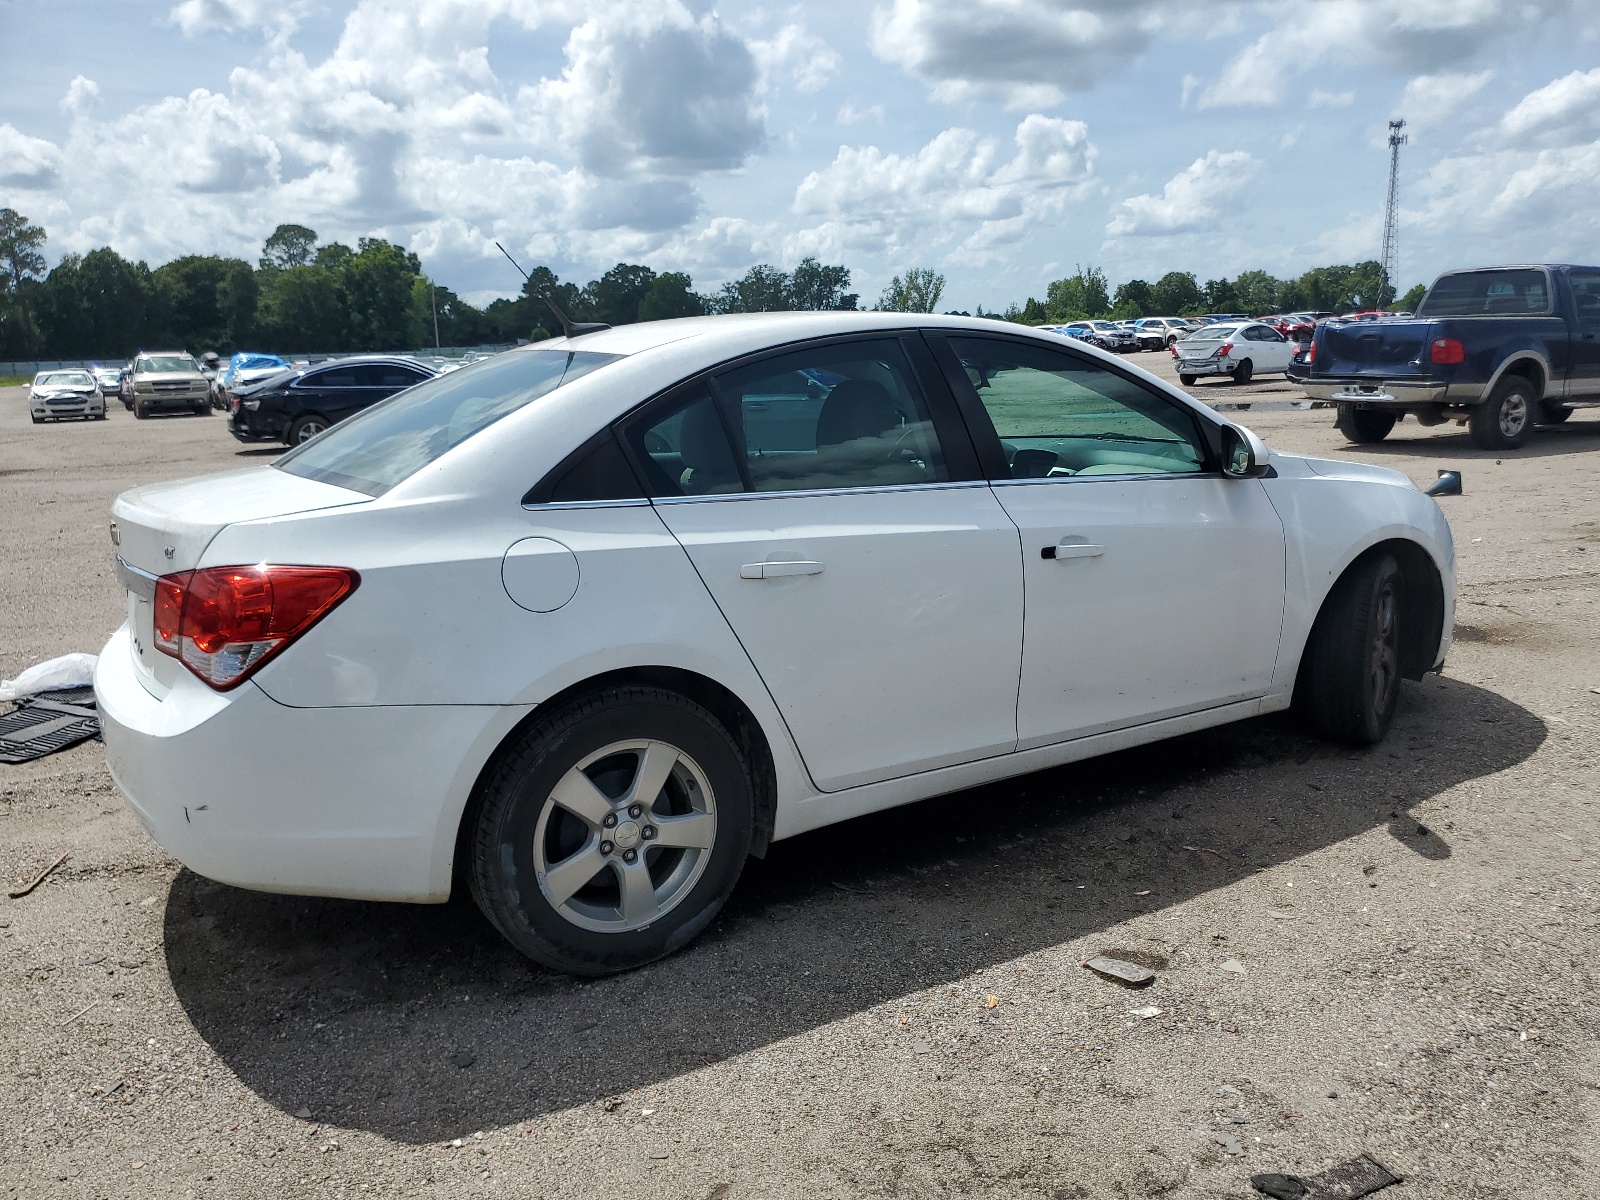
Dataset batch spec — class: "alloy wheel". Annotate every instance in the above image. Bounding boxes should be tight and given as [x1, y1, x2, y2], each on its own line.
[532, 739, 718, 933]
[296, 418, 328, 443]
[1498, 391, 1530, 439]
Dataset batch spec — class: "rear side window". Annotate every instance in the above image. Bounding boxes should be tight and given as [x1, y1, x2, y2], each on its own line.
[304, 365, 359, 387]
[277, 349, 620, 496]
[372, 364, 428, 387]
[1419, 269, 1552, 317]
[1568, 269, 1600, 327]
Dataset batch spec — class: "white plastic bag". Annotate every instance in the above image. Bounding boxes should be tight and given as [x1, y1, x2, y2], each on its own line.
[0, 653, 99, 701]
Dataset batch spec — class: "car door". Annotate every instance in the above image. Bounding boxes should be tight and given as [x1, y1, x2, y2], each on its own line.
[293, 364, 363, 421]
[1247, 324, 1292, 372]
[623, 334, 1025, 792]
[930, 332, 1286, 749]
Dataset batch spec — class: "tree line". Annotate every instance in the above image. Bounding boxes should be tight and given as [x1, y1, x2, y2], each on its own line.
[0, 205, 1424, 362]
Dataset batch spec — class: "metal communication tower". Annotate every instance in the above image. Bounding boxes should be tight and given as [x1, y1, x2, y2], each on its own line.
[1380, 119, 1407, 306]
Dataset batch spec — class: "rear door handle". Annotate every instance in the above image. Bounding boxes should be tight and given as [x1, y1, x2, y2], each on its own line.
[1042, 541, 1104, 560]
[740, 560, 824, 579]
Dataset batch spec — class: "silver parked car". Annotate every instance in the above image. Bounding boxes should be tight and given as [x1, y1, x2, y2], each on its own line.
[29, 369, 106, 423]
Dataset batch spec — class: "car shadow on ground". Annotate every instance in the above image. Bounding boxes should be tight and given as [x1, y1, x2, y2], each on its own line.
[162, 675, 1543, 1143]
[1335, 416, 1600, 459]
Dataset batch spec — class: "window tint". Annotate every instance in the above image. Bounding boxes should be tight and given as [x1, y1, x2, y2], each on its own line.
[1569, 270, 1600, 327]
[373, 363, 428, 387]
[528, 433, 645, 504]
[624, 391, 744, 497]
[306, 365, 359, 387]
[947, 337, 1206, 479]
[1418, 269, 1552, 317]
[717, 339, 948, 493]
[277, 349, 619, 497]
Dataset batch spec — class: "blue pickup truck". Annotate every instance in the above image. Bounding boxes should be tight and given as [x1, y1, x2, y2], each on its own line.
[1302, 264, 1600, 450]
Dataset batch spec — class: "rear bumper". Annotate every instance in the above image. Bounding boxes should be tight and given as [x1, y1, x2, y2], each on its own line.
[1301, 378, 1453, 406]
[95, 624, 520, 903]
[1176, 358, 1234, 377]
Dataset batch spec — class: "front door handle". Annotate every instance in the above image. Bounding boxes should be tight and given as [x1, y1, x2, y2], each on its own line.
[740, 560, 824, 580]
[1042, 541, 1104, 560]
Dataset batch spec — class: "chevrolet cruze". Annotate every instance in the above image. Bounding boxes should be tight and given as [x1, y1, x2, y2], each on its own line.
[97, 313, 1454, 975]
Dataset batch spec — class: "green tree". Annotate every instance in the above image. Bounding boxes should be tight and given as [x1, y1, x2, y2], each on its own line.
[260, 224, 318, 270]
[1150, 271, 1202, 316]
[255, 265, 345, 351]
[638, 272, 705, 321]
[0, 208, 47, 292]
[877, 267, 945, 313]
[1045, 265, 1110, 321]
[715, 264, 792, 313]
[1398, 282, 1427, 312]
[583, 263, 659, 326]
[314, 242, 354, 271]
[788, 257, 857, 310]
[36, 248, 159, 358]
[338, 238, 422, 350]
[1232, 270, 1283, 315]
[1202, 277, 1239, 313]
[152, 255, 257, 352]
[1111, 279, 1152, 317]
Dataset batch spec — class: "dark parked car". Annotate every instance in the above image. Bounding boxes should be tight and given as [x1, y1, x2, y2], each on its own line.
[1302, 264, 1598, 450]
[228, 356, 439, 446]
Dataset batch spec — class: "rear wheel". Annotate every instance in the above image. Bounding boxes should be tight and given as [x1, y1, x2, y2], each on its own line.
[1294, 553, 1403, 745]
[1232, 358, 1254, 385]
[1539, 400, 1573, 425]
[467, 686, 754, 975]
[1179, 373, 1197, 386]
[287, 414, 329, 444]
[1336, 403, 1396, 444]
[1469, 375, 1534, 450]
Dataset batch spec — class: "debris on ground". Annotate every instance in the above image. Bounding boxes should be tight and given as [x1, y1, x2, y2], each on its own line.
[0, 652, 97, 701]
[0, 687, 100, 763]
[1250, 1153, 1401, 1199]
[1083, 955, 1157, 987]
[8, 851, 70, 899]
[1184, 844, 1228, 858]
[1220, 959, 1247, 976]
[1424, 469, 1462, 497]
[1127, 1005, 1163, 1019]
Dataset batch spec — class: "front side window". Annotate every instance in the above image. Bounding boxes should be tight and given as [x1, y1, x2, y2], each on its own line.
[947, 336, 1207, 479]
[277, 349, 619, 496]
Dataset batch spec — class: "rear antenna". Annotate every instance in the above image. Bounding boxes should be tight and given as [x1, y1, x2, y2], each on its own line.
[493, 241, 610, 338]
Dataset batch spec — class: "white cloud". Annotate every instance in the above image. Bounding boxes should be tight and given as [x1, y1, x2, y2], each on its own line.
[751, 24, 840, 94]
[1106, 150, 1259, 237]
[836, 102, 884, 126]
[1398, 70, 1493, 130]
[169, 0, 310, 38]
[0, 125, 65, 189]
[792, 114, 1097, 264]
[1499, 66, 1600, 146]
[1308, 89, 1354, 108]
[870, 0, 1166, 109]
[61, 76, 102, 118]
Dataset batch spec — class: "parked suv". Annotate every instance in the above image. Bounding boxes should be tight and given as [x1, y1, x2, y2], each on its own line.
[129, 352, 211, 419]
[227, 355, 438, 445]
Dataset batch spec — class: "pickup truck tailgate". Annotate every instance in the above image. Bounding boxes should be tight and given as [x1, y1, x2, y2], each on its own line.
[1318, 319, 1432, 376]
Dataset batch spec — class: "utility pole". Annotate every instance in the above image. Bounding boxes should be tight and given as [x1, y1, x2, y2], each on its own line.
[1380, 119, 1407, 308]
[430, 281, 440, 349]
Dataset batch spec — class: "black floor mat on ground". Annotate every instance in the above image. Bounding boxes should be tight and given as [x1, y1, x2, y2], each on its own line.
[0, 688, 100, 764]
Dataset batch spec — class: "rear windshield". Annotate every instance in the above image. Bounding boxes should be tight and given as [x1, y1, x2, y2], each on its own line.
[1419, 269, 1552, 317]
[275, 349, 620, 496]
[1185, 325, 1237, 341]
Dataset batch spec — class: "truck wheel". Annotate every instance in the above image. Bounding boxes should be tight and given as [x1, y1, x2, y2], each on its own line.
[1539, 400, 1573, 425]
[1294, 553, 1404, 745]
[1335, 403, 1395, 444]
[1469, 376, 1534, 450]
[1179, 373, 1197, 386]
[1231, 359, 1254, 385]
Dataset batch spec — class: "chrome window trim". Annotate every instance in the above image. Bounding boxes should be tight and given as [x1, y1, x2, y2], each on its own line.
[989, 470, 1220, 487]
[520, 497, 653, 512]
[115, 555, 159, 600]
[652, 479, 994, 505]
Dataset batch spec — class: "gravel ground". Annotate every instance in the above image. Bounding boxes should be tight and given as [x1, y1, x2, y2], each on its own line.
[2, 358, 1597, 1200]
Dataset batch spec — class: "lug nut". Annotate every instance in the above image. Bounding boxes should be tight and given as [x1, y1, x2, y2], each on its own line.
[622, 849, 638, 864]
[641, 825, 657, 841]
[602, 813, 618, 828]
[627, 803, 643, 819]
[599, 841, 614, 856]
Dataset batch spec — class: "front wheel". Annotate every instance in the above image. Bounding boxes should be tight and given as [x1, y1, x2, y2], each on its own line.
[1231, 358, 1254, 385]
[1469, 376, 1534, 450]
[1294, 553, 1404, 745]
[1335, 403, 1396, 444]
[133, 401, 149, 420]
[467, 686, 754, 975]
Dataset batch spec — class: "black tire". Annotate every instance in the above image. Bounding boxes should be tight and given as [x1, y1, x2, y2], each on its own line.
[134, 401, 149, 420]
[1469, 375, 1535, 450]
[1232, 358, 1254, 385]
[467, 686, 755, 975]
[1294, 553, 1404, 745]
[193, 404, 210, 416]
[1539, 400, 1573, 424]
[122, 398, 133, 410]
[287, 414, 329, 444]
[1179, 373, 1197, 386]
[1336, 403, 1396, 444]
[30, 414, 42, 424]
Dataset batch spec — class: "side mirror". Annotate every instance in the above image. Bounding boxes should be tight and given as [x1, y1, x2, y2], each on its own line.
[1220, 424, 1269, 478]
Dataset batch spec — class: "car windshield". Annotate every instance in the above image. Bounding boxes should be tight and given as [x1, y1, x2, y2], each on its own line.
[137, 356, 199, 373]
[276, 349, 621, 497]
[38, 371, 94, 387]
[1418, 269, 1552, 317]
[1185, 325, 1238, 341]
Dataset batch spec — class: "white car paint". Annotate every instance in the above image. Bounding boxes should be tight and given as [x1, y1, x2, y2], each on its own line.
[96, 312, 1454, 905]
[1174, 321, 1295, 379]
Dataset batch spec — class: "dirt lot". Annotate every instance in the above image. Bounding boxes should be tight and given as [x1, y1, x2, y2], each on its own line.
[2, 358, 1598, 1200]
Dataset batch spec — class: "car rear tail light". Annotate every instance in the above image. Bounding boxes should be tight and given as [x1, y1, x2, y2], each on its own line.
[1430, 337, 1465, 365]
[153, 564, 359, 690]
[1306, 341, 1317, 364]
[1217, 342, 1233, 357]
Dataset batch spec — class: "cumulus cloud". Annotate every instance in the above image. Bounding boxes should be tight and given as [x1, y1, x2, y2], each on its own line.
[870, 0, 1164, 109]
[751, 23, 840, 94]
[1499, 67, 1600, 146]
[1308, 89, 1354, 108]
[170, 0, 310, 37]
[1399, 70, 1494, 131]
[1105, 150, 1259, 237]
[792, 114, 1097, 264]
[0, 125, 65, 189]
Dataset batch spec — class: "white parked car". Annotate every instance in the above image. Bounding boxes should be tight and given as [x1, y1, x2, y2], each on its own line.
[97, 313, 1454, 974]
[1173, 321, 1293, 385]
[29, 368, 106, 422]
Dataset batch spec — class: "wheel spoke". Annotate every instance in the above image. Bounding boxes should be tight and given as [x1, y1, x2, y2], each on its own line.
[651, 810, 716, 849]
[549, 768, 613, 828]
[617, 860, 659, 924]
[626, 741, 679, 810]
[542, 844, 606, 907]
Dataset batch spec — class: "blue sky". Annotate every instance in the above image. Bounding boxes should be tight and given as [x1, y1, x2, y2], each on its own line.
[3, 0, 1600, 311]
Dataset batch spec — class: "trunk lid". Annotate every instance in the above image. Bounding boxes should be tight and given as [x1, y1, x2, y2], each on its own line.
[1314, 318, 1433, 377]
[112, 467, 368, 697]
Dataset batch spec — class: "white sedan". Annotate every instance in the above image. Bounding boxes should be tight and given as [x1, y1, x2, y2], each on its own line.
[1173, 320, 1294, 385]
[97, 312, 1454, 974]
[30, 368, 106, 422]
